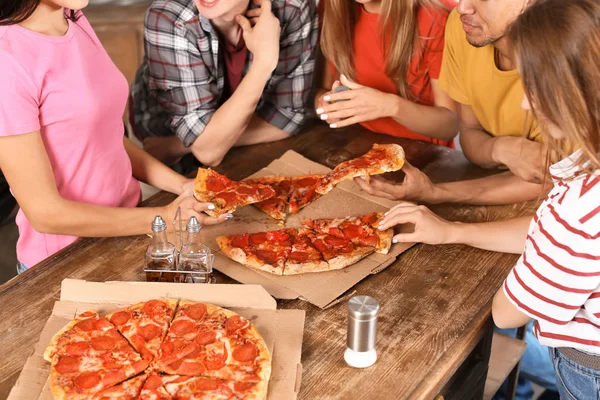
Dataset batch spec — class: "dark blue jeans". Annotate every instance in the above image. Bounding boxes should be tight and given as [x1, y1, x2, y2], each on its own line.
[16, 262, 28, 274]
[550, 347, 600, 399]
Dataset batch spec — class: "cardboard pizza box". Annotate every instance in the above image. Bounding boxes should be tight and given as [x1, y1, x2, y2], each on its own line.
[8, 279, 304, 400]
[200, 150, 416, 309]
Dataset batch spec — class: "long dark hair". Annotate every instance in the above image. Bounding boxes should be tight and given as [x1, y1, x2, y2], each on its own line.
[0, 0, 78, 25]
[509, 0, 600, 174]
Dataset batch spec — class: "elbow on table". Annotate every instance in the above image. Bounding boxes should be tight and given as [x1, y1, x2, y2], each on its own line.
[193, 149, 224, 167]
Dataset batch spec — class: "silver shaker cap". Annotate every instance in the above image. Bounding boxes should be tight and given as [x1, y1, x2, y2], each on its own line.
[348, 296, 379, 321]
[186, 216, 201, 233]
[152, 215, 167, 232]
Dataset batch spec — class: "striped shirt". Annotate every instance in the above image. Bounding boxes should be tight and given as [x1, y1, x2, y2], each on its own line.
[504, 150, 600, 352]
[131, 0, 319, 147]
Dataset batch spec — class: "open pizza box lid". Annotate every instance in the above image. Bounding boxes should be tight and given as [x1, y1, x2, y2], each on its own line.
[201, 150, 415, 309]
[8, 279, 305, 400]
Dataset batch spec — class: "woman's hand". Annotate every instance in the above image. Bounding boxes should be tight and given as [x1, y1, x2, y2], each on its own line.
[378, 203, 457, 245]
[316, 75, 396, 128]
[353, 161, 439, 203]
[165, 193, 230, 228]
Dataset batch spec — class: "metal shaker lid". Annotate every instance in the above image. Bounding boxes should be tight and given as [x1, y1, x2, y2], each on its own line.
[152, 215, 167, 232]
[186, 216, 201, 233]
[348, 296, 379, 321]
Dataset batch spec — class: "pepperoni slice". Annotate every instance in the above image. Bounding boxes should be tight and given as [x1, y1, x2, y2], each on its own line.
[195, 378, 220, 391]
[143, 300, 168, 318]
[206, 176, 228, 192]
[194, 330, 217, 345]
[204, 357, 226, 370]
[362, 213, 379, 226]
[102, 356, 122, 370]
[311, 239, 328, 254]
[234, 381, 258, 391]
[237, 186, 258, 195]
[95, 319, 114, 331]
[137, 324, 162, 341]
[232, 343, 258, 362]
[349, 158, 370, 168]
[214, 191, 238, 202]
[55, 356, 80, 374]
[294, 176, 319, 187]
[325, 236, 350, 247]
[170, 320, 196, 336]
[178, 361, 206, 375]
[102, 369, 126, 386]
[328, 227, 344, 238]
[266, 231, 289, 242]
[73, 371, 102, 389]
[75, 317, 96, 332]
[249, 232, 268, 245]
[225, 315, 247, 335]
[255, 250, 280, 264]
[133, 359, 150, 373]
[231, 234, 250, 249]
[359, 235, 379, 247]
[183, 303, 207, 321]
[339, 243, 354, 254]
[65, 341, 91, 356]
[288, 251, 311, 262]
[144, 374, 163, 390]
[109, 311, 132, 326]
[91, 336, 117, 351]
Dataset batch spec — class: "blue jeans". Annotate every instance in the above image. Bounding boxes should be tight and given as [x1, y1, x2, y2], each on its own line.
[16, 262, 28, 274]
[550, 347, 600, 400]
[494, 321, 558, 400]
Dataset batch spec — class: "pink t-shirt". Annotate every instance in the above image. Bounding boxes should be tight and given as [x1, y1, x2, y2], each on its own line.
[0, 13, 141, 267]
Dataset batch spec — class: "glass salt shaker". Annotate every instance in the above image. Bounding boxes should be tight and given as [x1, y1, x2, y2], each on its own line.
[178, 216, 215, 283]
[144, 215, 177, 282]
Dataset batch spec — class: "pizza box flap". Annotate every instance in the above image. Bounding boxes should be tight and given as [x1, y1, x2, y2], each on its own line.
[59, 278, 277, 310]
[9, 285, 305, 400]
[203, 150, 415, 308]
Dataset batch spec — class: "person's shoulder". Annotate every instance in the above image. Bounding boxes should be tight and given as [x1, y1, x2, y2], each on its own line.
[271, 0, 317, 21]
[147, 0, 198, 25]
[417, 5, 449, 38]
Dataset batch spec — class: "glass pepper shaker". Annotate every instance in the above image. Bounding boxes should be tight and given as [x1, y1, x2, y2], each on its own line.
[178, 216, 214, 283]
[144, 215, 177, 282]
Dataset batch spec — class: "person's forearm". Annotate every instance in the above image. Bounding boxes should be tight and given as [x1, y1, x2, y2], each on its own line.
[124, 138, 187, 195]
[390, 96, 458, 141]
[459, 126, 503, 168]
[427, 172, 543, 205]
[234, 115, 290, 146]
[446, 215, 532, 254]
[190, 64, 273, 166]
[31, 198, 169, 237]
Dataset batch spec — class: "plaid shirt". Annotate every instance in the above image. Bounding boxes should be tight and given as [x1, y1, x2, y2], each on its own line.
[131, 0, 319, 147]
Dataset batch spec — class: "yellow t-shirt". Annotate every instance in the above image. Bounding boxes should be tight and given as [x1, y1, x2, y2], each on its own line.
[439, 10, 540, 142]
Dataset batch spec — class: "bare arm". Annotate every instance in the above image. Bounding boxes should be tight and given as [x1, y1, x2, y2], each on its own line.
[492, 288, 531, 329]
[387, 79, 458, 141]
[124, 137, 188, 195]
[458, 103, 501, 168]
[0, 132, 225, 237]
[379, 203, 532, 254]
[234, 115, 290, 146]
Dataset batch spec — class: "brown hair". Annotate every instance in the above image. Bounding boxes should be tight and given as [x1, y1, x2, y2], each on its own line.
[0, 0, 78, 25]
[509, 0, 600, 174]
[320, 0, 446, 101]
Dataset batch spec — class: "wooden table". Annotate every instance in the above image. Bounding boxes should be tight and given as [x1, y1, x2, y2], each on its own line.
[0, 125, 536, 399]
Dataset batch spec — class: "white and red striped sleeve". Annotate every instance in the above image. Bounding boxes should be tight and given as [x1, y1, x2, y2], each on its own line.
[504, 187, 600, 325]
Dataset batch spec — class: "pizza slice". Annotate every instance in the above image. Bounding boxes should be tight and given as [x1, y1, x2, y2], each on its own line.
[288, 175, 324, 214]
[160, 375, 265, 400]
[316, 143, 405, 194]
[216, 229, 294, 275]
[91, 373, 148, 400]
[304, 212, 393, 254]
[194, 168, 276, 217]
[308, 232, 375, 271]
[106, 299, 178, 362]
[284, 228, 330, 275]
[139, 373, 174, 400]
[245, 176, 292, 220]
[44, 311, 149, 399]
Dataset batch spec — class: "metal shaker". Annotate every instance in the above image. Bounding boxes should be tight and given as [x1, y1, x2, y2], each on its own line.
[344, 295, 379, 368]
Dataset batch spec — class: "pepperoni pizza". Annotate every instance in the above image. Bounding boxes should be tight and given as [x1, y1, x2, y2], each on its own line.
[44, 300, 271, 399]
[217, 213, 393, 275]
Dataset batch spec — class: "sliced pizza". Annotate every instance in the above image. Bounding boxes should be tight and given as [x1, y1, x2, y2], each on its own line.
[160, 375, 265, 400]
[244, 176, 292, 220]
[91, 373, 148, 400]
[284, 228, 329, 275]
[44, 311, 149, 399]
[317, 143, 405, 194]
[106, 299, 178, 362]
[139, 372, 173, 400]
[216, 229, 294, 275]
[288, 175, 323, 214]
[308, 232, 375, 271]
[303, 212, 393, 254]
[194, 168, 276, 217]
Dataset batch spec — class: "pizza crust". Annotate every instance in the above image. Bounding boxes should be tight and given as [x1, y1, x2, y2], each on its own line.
[327, 246, 375, 271]
[284, 259, 330, 275]
[376, 227, 393, 254]
[44, 311, 99, 363]
[216, 236, 285, 275]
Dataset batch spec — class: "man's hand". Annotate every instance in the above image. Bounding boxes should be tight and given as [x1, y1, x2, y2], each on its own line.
[143, 136, 189, 166]
[316, 75, 396, 128]
[236, 0, 280, 72]
[353, 161, 438, 203]
[492, 136, 545, 183]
